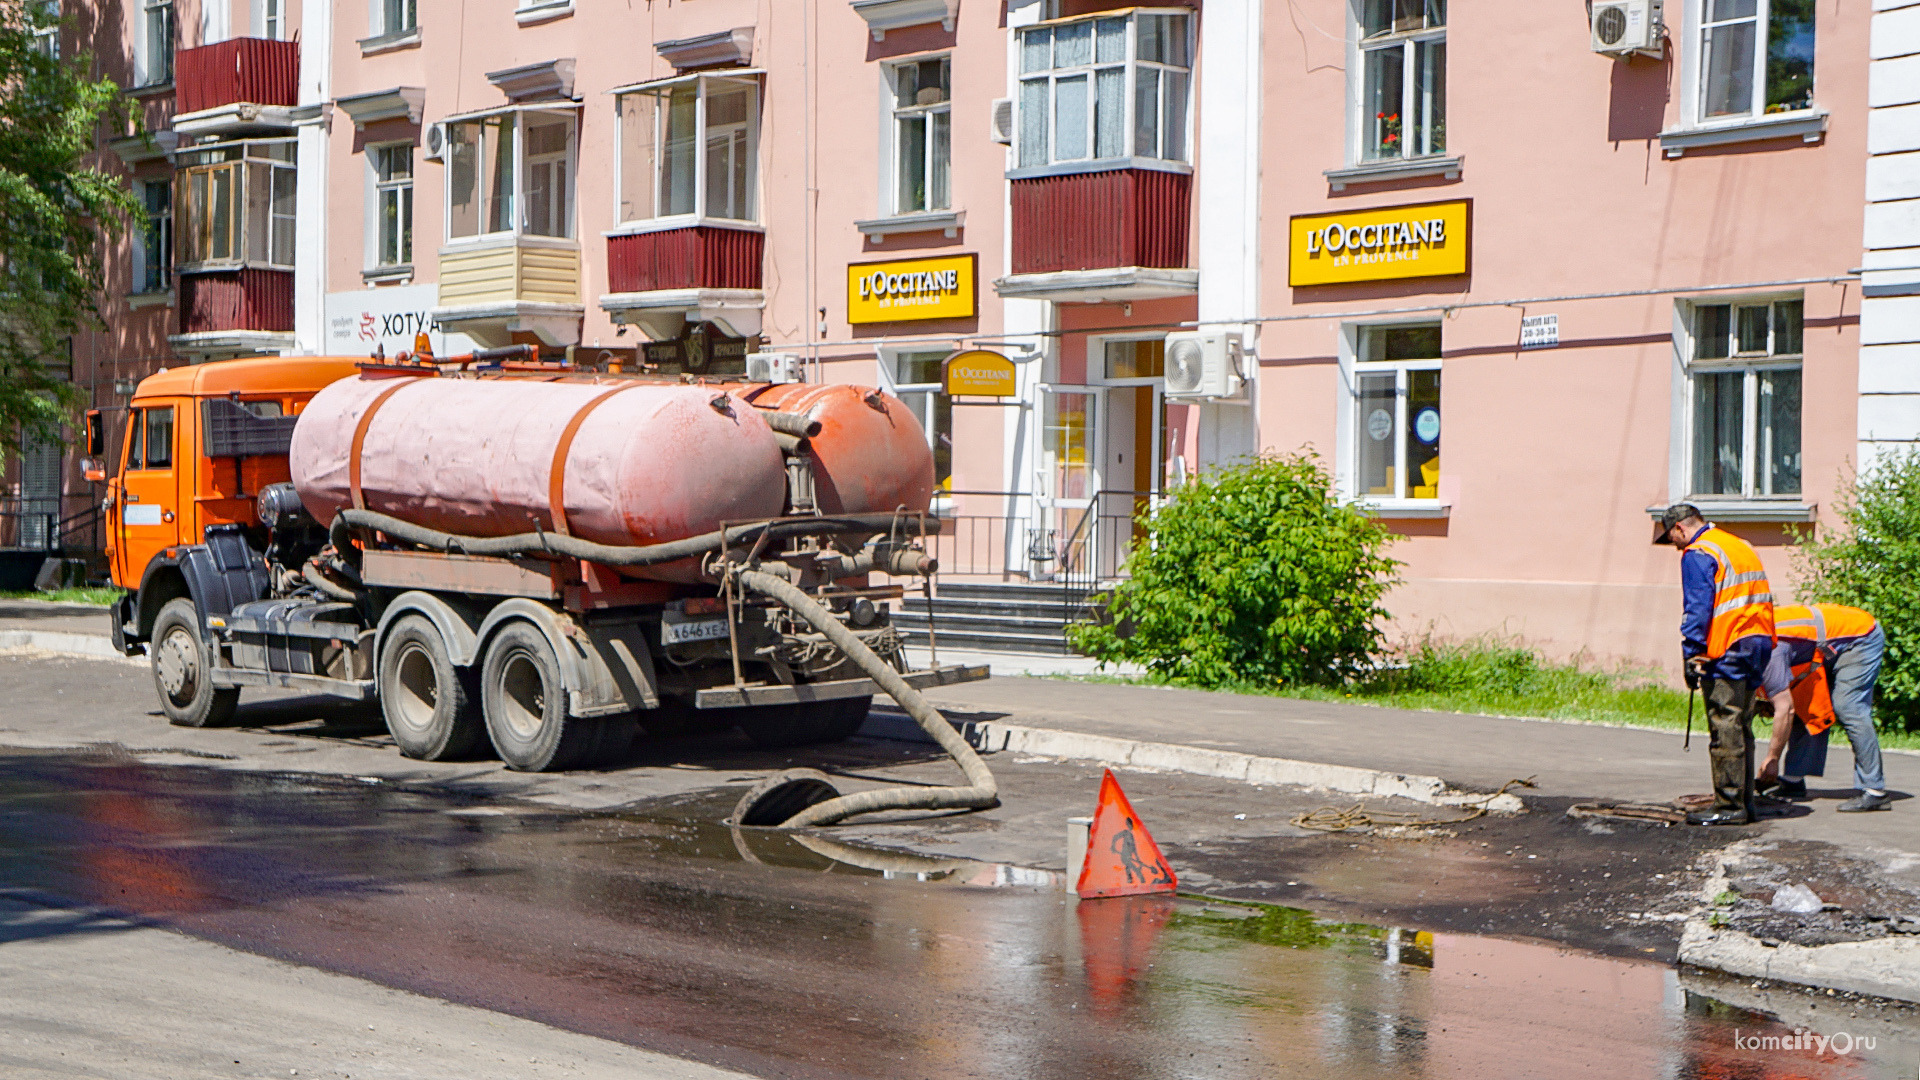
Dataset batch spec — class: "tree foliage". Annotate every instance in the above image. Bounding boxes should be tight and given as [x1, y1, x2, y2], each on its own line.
[0, 0, 135, 457]
[1795, 450, 1920, 733]
[1069, 453, 1401, 688]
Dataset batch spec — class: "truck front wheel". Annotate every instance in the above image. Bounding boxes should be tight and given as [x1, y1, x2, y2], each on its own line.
[151, 598, 239, 728]
[481, 622, 607, 772]
[379, 615, 484, 761]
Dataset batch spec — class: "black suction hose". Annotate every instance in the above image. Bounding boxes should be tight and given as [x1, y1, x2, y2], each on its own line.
[735, 569, 997, 827]
[333, 508, 928, 568]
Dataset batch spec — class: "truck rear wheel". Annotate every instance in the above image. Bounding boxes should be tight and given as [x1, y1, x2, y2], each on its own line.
[379, 615, 484, 761]
[151, 598, 239, 728]
[481, 622, 605, 772]
[736, 696, 873, 749]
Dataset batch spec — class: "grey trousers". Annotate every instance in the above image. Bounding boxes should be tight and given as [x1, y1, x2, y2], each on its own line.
[1705, 677, 1758, 814]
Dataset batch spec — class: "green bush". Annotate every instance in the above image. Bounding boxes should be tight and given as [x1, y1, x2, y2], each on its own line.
[1795, 450, 1920, 732]
[1068, 453, 1399, 688]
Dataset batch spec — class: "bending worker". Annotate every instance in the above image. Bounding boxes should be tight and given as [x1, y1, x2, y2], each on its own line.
[1756, 603, 1892, 813]
[1658, 504, 1774, 826]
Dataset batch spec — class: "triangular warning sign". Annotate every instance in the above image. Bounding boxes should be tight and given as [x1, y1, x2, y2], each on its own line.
[1076, 770, 1177, 899]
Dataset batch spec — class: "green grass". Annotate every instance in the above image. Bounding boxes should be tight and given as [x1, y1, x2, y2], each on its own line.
[1066, 639, 1920, 753]
[0, 587, 121, 606]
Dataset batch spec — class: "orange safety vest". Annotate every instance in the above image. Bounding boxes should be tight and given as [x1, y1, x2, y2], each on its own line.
[1683, 526, 1775, 658]
[1774, 604, 1876, 737]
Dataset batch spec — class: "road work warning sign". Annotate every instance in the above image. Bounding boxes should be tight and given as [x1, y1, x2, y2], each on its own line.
[1077, 770, 1178, 899]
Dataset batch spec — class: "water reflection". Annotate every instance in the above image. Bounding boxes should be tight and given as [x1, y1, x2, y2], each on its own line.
[0, 750, 1912, 1079]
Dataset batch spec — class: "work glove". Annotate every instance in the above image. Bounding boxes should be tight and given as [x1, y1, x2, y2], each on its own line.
[1684, 657, 1705, 690]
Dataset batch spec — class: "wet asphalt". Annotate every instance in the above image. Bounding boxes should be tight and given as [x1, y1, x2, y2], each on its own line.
[2, 747, 1918, 1079]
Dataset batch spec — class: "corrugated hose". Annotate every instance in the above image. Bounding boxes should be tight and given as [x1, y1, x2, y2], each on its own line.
[735, 569, 999, 827]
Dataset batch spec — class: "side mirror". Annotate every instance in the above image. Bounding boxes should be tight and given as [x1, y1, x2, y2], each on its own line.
[85, 409, 104, 456]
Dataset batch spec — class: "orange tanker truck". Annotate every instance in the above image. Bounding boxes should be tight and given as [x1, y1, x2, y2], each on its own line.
[88, 347, 993, 800]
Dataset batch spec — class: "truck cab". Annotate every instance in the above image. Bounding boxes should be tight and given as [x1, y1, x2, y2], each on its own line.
[105, 357, 363, 662]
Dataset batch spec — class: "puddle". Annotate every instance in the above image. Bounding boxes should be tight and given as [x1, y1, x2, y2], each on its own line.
[0, 748, 1914, 1079]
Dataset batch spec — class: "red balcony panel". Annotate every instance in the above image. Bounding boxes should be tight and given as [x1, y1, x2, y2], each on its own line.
[179, 269, 294, 335]
[1010, 168, 1191, 276]
[607, 226, 765, 293]
[175, 38, 300, 115]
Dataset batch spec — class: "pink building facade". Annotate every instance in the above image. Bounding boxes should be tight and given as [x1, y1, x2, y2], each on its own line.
[16, 0, 1887, 673]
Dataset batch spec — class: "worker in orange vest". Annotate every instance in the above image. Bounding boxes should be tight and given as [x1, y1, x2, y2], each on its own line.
[1658, 504, 1775, 826]
[1756, 603, 1891, 813]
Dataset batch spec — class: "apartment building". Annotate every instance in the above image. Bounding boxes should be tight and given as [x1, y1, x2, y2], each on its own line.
[12, 0, 1885, 673]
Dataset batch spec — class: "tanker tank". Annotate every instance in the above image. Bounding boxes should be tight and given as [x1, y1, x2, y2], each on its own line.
[290, 375, 789, 582]
[729, 382, 935, 516]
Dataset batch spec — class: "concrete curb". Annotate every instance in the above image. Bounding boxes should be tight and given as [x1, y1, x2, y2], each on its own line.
[859, 708, 1517, 808]
[1676, 840, 1920, 1005]
[0, 631, 141, 665]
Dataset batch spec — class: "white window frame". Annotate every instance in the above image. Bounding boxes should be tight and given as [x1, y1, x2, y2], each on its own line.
[371, 0, 416, 38]
[367, 142, 414, 272]
[1338, 321, 1446, 512]
[442, 105, 579, 244]
[877, 347, 956, 508]
[1679, 0, 1817, 130]
[136, 0, 174, 87]
[610, 72, 763, 233]
[252, 0, 282, 40]
[1676, 294, 1805, 502]
[134, 178, 172, 295]
[1348, 0, 1447, 165]
[1013, 8, 1192, 178]
[32, 1, 59, 58]
[885, 54, 952, 217]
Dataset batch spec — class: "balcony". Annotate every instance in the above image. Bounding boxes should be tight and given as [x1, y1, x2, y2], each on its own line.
[169, 269, 294, 360]
[995, 168, 1196, 303]
[600, 224, 765, 340]
[174, 38, 300, 138]
[431, 236, 584, 348]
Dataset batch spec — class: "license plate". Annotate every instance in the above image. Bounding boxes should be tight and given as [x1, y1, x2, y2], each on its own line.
[661, 616, 729, 645]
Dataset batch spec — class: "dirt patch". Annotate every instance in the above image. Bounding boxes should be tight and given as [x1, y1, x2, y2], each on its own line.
[1170, 795, 1753, 961]
[1713, 838, 1920, 947]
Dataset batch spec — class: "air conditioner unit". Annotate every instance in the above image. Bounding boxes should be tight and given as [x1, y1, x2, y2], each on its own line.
[1163, 331, 1244, 401]
[1590, 0, 1661, 58]
[989, 98, 1013, 146]
[423, 121, 447, 162]
[746, 352, 802, 384]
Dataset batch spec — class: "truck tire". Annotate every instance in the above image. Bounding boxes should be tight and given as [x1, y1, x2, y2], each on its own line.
[481, 622, 603, 772]
[151, 598, 239, 728]
[736, 696, 873, 749]
[379, 615, 484, 761]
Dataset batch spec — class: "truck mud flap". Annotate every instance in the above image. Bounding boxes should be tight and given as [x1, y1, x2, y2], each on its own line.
[691, 663, 990, 710]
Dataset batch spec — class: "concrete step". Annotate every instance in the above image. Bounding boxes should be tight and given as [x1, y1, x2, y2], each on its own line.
[899, 596, 1092, 622]
[893, 610, 1077, 636]
[897, 626, 1079, 656]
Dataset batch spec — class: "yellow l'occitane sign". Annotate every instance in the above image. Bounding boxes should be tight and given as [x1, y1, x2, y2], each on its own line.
[1289, 200, 1470, 287]
[848, 254, 977, 324]
[944, 349, 1015, 396]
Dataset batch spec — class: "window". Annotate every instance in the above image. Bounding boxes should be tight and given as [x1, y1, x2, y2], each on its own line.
[616, 75, 759, 226]
[1016, 10, 1190, 171]
[256, 0, 281, 39]
[1357, 0, 1445, 162]
[1686, 298, 1802, 499]
[447, 110, 576, 240]
[372, 144, 413, 267]
[176, 139, 295, 269]
[891, 351, 953, 492]
[890, 57, 950, 215]
[375, 0, 416, 36]
[136, 179, 172, 294]
[139, 0, 173, 87]
[1352, 324, 1442, 501]
[1103, 339, 1164, 380]
[32, 1, 58, 58]
[1697, 0, 1814, 122]
[128, 406, 173, 470]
